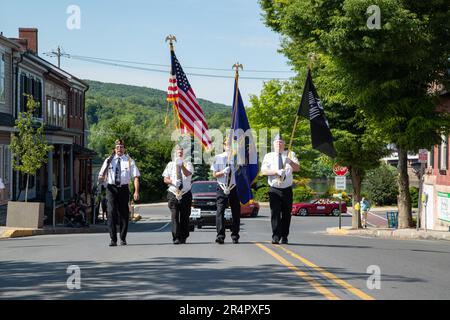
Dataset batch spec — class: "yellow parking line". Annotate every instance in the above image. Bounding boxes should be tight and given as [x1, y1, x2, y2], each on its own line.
[275, 244, 375, 300]
[253, 242, 340, 300]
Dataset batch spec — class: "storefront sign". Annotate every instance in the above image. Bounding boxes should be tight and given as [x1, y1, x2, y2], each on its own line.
[438, 192, 450, 222]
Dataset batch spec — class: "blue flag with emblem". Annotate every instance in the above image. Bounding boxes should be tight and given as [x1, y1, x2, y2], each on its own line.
[231, 78, 258, 205]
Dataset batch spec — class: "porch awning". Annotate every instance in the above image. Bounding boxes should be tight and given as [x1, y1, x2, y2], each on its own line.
[73, 144, 97, 158]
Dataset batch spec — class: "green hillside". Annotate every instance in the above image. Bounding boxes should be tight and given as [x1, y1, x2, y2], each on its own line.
[83, 80, 232, 201]
[84, 80, 231, 130]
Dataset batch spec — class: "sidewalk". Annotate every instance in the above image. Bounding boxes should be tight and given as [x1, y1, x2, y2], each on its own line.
[326, 226, 450, 242]
[0, 224, 109, 239]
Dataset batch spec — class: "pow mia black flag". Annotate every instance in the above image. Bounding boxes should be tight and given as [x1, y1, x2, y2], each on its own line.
[298, 69, 337, 158]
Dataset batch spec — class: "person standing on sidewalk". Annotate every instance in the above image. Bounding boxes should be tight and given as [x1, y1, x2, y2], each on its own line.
[98, 139, 140, 247]
[162, 144, 193, 245]
[261, 134, 299, 244]
[360, 197, 371, 228]
[211, 137, 241, 244]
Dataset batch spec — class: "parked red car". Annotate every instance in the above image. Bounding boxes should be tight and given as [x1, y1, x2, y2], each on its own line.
[241, 201, 260, 217]
[291, 199, 347, 216]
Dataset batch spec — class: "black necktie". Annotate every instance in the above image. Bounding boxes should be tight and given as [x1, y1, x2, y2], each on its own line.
[115, 158, 121, 186]
[176, 163, 183, 190]
[278, 153, 283, 170]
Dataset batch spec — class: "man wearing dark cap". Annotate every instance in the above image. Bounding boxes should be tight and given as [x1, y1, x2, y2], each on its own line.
[261, 133, 299, 244]
[162, 144, 194, 244]
[98, 139, 140, 246]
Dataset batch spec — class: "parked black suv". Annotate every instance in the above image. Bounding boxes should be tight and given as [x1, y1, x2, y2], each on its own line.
[189, 181, 232, 231]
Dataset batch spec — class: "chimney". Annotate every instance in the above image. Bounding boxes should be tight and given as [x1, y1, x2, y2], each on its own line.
[19, 28, 38, 54]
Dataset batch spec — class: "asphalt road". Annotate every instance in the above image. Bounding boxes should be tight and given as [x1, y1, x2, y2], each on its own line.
[1, 205, 449, 300]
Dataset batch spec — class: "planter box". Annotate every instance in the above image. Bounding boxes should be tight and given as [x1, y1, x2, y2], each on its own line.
[6, 201, 45, 229]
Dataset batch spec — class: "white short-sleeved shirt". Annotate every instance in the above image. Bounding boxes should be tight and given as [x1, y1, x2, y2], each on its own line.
[210, 152, 236, 186]
[261, 151, 299, 188]
[98, 154, 140, 186]
[162, 161, 194, 195]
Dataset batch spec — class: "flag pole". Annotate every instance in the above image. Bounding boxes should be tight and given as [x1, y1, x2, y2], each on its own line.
[286, 53, 316, 161]
[223, 62, 243, 191]
[166, 35, 180, 130]
[230, 62, 243, 148]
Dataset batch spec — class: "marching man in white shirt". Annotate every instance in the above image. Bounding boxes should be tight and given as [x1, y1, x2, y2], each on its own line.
[98, 139, 140, 247]
[261, 133, 300, 244]
[162, 144, 194, 245]
[211, 137, 241, 244]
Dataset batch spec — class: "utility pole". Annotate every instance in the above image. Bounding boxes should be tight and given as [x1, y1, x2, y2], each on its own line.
[417, 149, 428, 231]
[44, 46, 69, 68]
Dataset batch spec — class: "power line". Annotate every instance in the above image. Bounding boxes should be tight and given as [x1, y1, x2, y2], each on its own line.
[44, 46, 71, 68]
[67, 53, 295, 74]
[66, 55, 293, 80]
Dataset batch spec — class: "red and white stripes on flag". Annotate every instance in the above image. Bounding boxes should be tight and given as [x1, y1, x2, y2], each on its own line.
[167, 74, 178, 102]
[167, 50, 212, 149]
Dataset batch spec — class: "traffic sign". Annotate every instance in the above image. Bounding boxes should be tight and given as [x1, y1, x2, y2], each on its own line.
[333, 164, 348, 176]
[419, 149, 428, 164]
[335, 176, 346, 190]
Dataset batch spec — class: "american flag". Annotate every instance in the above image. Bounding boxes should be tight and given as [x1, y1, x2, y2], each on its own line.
[167, 50, 212, 149]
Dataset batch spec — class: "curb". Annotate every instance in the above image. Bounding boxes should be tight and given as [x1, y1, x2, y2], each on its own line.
[326, 227, 450, 242]
[0, 226, 109, 239]
[1, 228, 35, 238]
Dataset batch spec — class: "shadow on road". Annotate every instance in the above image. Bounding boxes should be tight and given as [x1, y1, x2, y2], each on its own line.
[0, 255, 425, 299]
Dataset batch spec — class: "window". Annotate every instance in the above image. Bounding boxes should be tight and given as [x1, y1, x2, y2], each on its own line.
[79, 93, 83, 118]
[19, 173, 34, 190]
[53, 100, 58, 126]
[58, 102, 63, 126]
[46, 98, 51, 124]
[63, 104, 67, 127]
[75, 92, 79, 117]
[439, 135, 448, 171]
[4, 146, 10, 184]
[34, 80, 42, 118]
[0, 145, 10, 185]
[72, 91, 78, 117]
[19, 72, 43, 117]
[0, 53, 5, 103]
[428, 146, 435, 169]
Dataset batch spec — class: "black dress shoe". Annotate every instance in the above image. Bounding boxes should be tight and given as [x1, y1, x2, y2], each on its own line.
[281, 238, 288, 244]
[215, 238, 224, 244]
[272, 237, 280, 244]
[180, 239, 186, 244]
[109, 241, 117, 247]
[120, 240, 127, 246]
[173, 239, 180, 245]
[232, 238, 239, 244]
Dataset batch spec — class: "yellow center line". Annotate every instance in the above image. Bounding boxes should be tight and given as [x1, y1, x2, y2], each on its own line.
[253, 242, 340, 300]
[274, 244, 375, 300]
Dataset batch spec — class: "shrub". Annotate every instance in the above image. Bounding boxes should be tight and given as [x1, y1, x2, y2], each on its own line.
[254, 186, 270, 202]
[410, 187, 419, 208]
[363, 163, 399, 206]
[293, 185, 314, 203]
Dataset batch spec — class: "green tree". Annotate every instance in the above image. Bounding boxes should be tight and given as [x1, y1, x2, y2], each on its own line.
[10, 95, 53, 202]
[248, 80, 318, 178]
[260, 0, 450, 228]
[363, 163, 399, 206]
